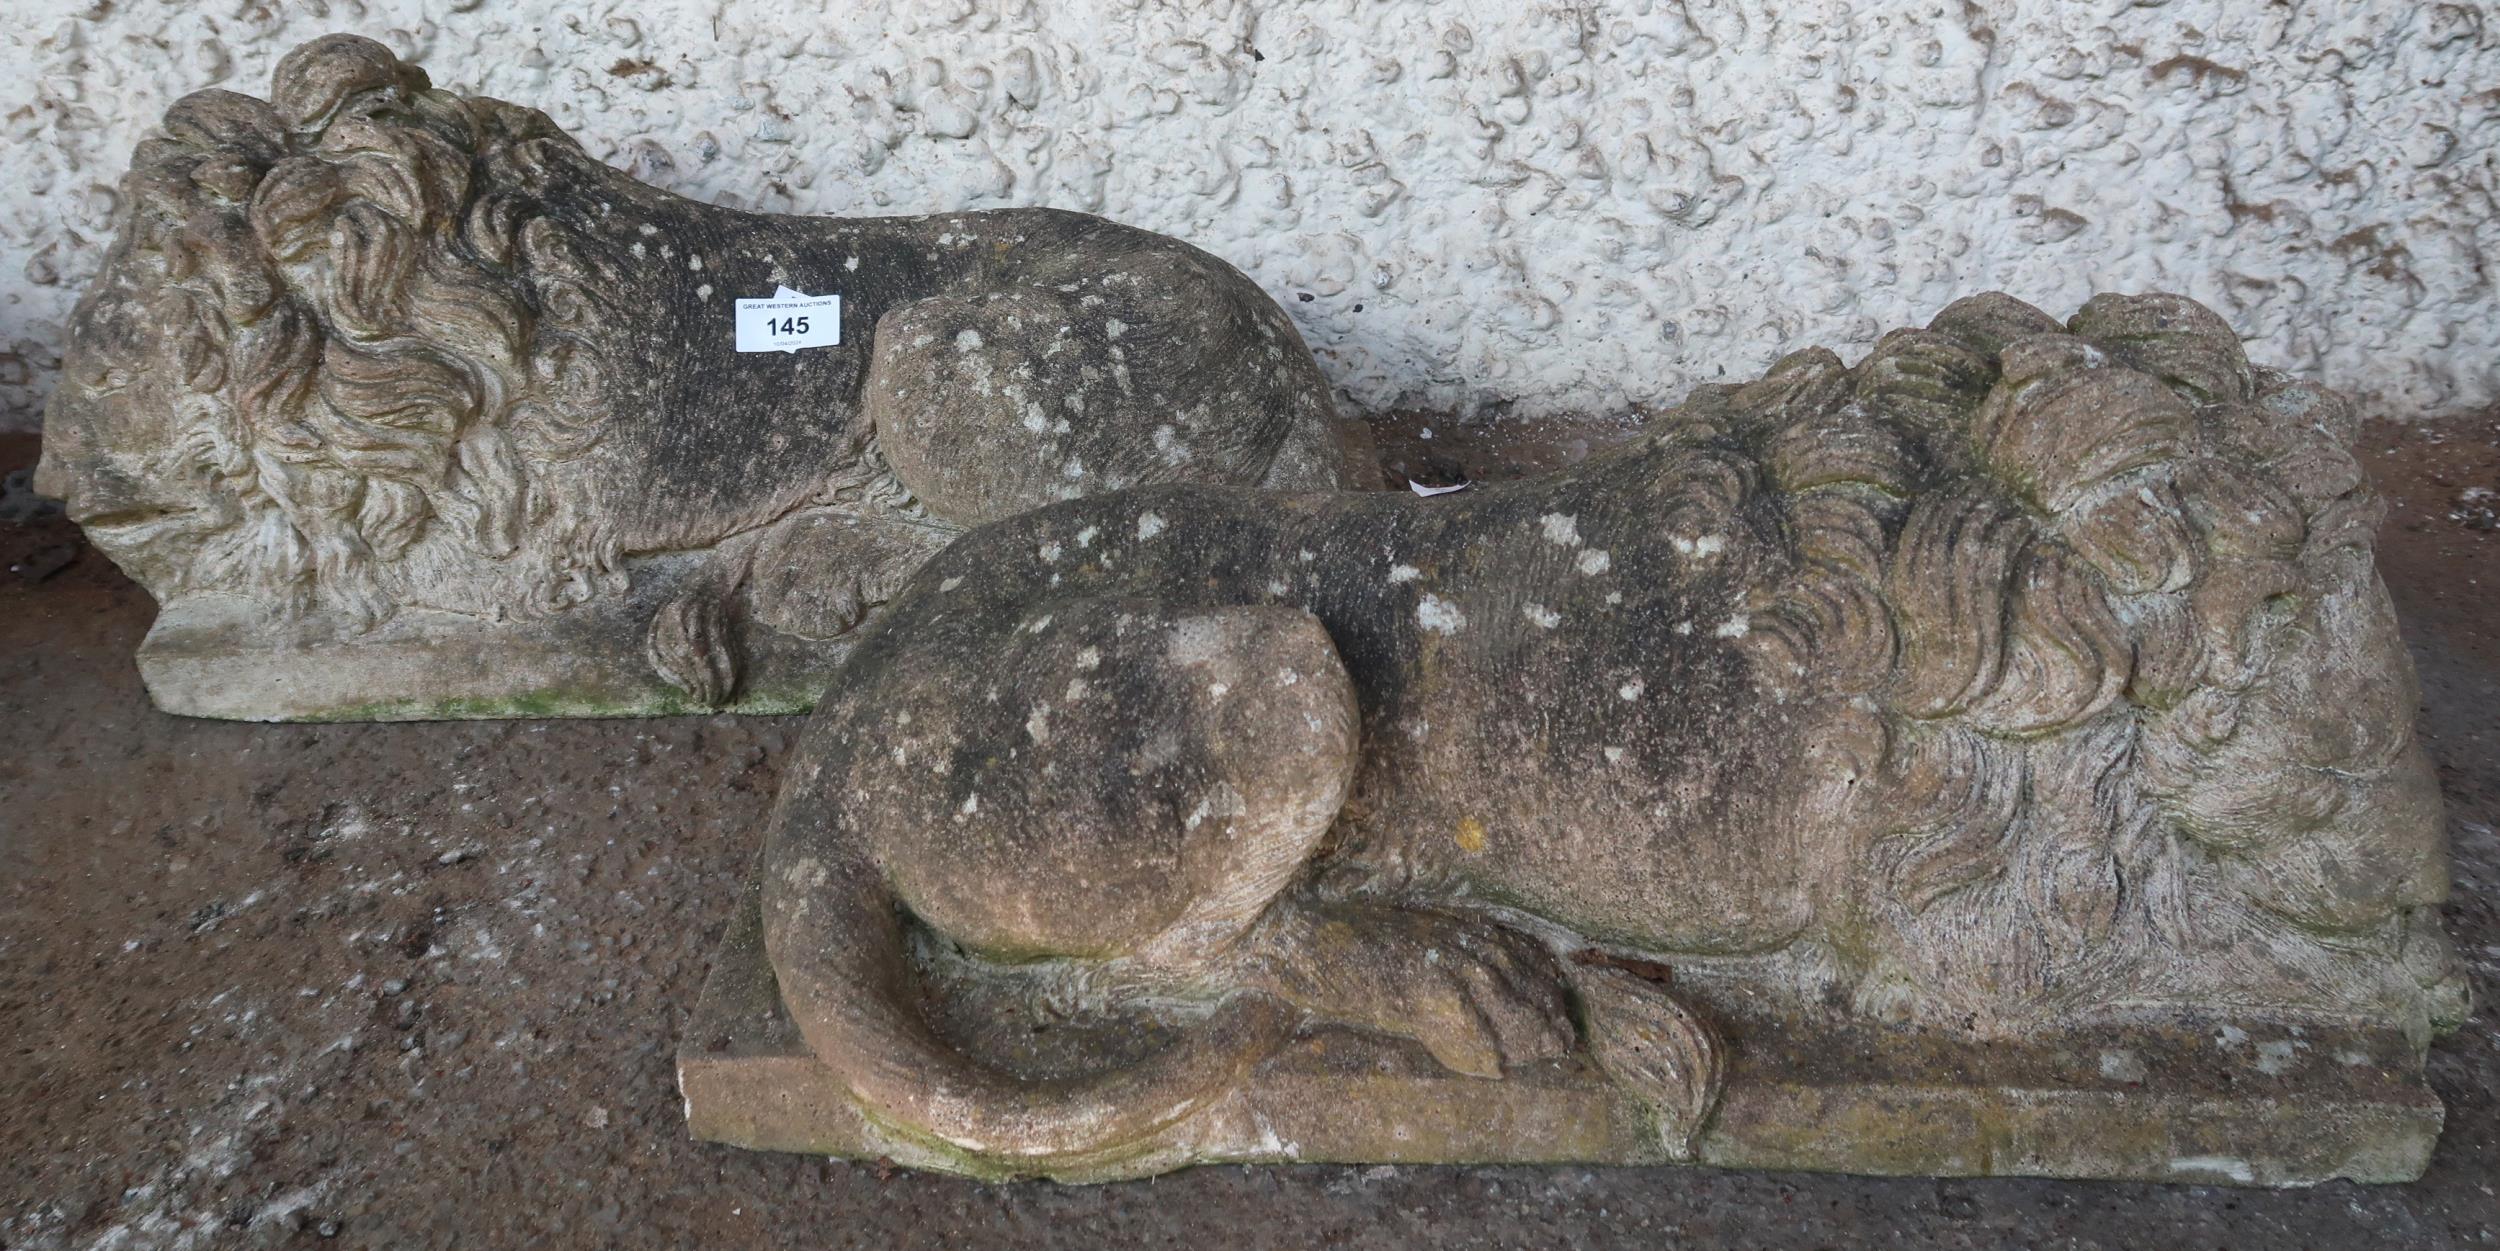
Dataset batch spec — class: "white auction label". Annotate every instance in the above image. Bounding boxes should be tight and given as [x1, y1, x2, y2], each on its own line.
[735, 285, 841, 353]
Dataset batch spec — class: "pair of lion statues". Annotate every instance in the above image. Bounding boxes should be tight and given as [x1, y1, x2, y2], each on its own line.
[38, 36, 2464, 1179]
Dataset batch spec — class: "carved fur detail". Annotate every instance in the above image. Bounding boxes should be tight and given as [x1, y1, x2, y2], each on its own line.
[51, 36, 616, 628]
[1717, 292, 2453, 1028]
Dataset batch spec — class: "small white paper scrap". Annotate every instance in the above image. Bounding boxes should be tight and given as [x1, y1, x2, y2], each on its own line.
[736, 285, 841, 353]
[1408, 479, 1471, 497]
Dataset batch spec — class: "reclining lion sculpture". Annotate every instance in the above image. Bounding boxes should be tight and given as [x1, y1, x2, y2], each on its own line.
[685, 291, 2466, 1184]
[31, 31, 2463, 1190]
[35, 35, 1358, 720]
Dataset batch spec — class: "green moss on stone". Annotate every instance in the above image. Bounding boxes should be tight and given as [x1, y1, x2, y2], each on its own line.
[297, 683, 820, 723]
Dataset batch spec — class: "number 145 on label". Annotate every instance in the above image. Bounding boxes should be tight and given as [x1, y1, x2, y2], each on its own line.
[735, 287, 842, 353]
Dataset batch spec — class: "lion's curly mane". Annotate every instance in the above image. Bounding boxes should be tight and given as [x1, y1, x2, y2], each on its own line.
[73, 34, 618, 626]
[1678, 291, 2455, 1031]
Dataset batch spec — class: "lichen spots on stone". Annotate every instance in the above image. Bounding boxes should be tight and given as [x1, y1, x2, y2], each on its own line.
[2167, 1157, 2256, 1185]
[1524, 603, 1562, 629]
[1541, 513, 1582, 547]
[782, 857, 831, 890]
[939, 576, 964, 592]
[1389, 563, 1421, 583]
[1714, 615, 1751, 639]
[956, 329, 984, 351]
[2099, 1049, 2148, 1082]
[1416, 594, 1465, 634]
[1137, 512, 1167, 540]
[1454, 816, 1488, 854]
[1618, 679, 1646, 701]
[1152, 425, 1191, 464]
[1577, 549, 1612, 576]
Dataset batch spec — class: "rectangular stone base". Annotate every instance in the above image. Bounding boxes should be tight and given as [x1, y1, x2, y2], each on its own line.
[135, 564, 847, 721]
[681, 896, 2444, 1185]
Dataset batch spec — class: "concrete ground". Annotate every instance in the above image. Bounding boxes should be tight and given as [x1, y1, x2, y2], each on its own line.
[2, 412, 2494, 1250]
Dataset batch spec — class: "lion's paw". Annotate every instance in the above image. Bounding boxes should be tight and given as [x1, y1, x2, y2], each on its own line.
[1262, 905, 1575, 1079]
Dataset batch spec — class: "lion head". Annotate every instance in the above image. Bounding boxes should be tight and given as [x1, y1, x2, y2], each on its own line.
[1692, 291, 2457, 1034]
[36, 34, 620, 632]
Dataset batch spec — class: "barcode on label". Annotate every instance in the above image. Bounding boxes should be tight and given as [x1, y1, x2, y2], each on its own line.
[735, 286, 842, 353]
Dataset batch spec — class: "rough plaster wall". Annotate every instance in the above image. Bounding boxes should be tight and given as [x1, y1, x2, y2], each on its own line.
[3, 1, 2496, 434]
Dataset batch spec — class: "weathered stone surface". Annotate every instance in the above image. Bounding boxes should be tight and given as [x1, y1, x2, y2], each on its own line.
[698, 290, 2467, 1183]
[34, 34, 1363, 721]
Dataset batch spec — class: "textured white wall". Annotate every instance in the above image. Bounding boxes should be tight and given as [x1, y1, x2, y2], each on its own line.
[4, 1, 2496, 433]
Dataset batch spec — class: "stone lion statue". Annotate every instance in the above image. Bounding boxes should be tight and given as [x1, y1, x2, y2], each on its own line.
[35, 35, 1358, 719]
[736, 292, 2465, 1180]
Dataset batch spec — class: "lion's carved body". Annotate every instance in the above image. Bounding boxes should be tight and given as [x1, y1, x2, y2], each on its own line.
[37, 35, 1357, 716]
[758, 290, 2464, 1172]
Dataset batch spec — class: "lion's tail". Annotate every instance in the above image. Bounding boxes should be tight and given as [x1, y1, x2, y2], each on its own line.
[757, 780, 1291, 1175]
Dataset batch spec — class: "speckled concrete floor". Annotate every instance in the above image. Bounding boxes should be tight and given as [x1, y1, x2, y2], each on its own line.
[2, 415, 2494, 1250]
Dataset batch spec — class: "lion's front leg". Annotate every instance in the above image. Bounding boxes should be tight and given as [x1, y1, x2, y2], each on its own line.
[739, 506, 956, 642]
[1234, 899, 1577, 1078]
